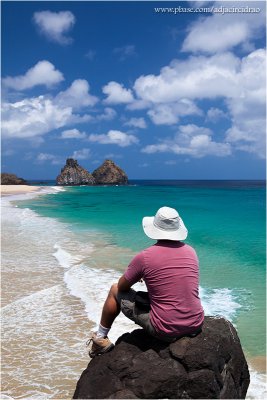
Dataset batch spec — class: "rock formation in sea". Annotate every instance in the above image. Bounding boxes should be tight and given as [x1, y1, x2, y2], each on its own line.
[1, 173, 27, 185]
[92, 159, 128, 185]
[73, 316, 250, 399]
[56, 159, 95, 186]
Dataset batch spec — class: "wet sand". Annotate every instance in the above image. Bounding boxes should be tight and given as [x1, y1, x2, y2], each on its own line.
[248, 355, 266, 373]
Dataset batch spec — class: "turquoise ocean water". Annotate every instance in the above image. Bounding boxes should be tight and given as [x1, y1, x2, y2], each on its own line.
[18, 180, 266, 357]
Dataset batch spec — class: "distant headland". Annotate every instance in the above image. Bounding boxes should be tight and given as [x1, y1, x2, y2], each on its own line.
[1, 173, 28, 185]
[56, 158, 128, 186]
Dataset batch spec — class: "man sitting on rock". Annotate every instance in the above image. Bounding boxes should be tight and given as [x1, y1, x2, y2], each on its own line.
[88, 206, 204, 358]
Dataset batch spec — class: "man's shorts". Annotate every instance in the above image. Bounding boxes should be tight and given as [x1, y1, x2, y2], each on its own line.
[116, 289, 176, 343]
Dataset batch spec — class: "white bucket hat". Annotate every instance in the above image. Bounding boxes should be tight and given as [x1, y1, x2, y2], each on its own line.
[142, 206, 188, 241]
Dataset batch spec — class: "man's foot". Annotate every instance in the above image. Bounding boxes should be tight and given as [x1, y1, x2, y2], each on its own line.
[87, 333, 114, 358]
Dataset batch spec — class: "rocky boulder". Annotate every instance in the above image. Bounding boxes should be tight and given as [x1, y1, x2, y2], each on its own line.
[56, 159, 95, 186]
[92, 160, 128, 185]
[73, 317, 250, 399]
[1, 173, 27, 185]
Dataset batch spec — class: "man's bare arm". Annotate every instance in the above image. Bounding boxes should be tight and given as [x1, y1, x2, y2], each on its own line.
[118, 275, 132, 292]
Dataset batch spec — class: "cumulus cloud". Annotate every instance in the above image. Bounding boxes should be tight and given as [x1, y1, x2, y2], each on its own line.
[36, 153, 62, 164]
[60, 129, 87, 139]
[33, 10, 76, 45]
[206, 107, 228, 123]
[88, 130, 139, 147]
[96, 107, 117, 121]
[103, 81, 134, 104]
[134, 52, 240, 103]
[2, 96, 73, 139]
[2, 60, 64, 90]
[131, 46, 265, 158]
[142, 124, 231, 158]
[147, 99, 202, 125]
[71, 148, 91, 160]
[55, 79, 98, 110]
[225, 49, 266, 158]
[1, 78, 97, 139]
[124, 117, 147, 129]
[182, 2, 265, 54]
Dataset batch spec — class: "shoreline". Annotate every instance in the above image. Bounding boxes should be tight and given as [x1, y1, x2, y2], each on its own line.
[247, 355, 266, 373]
[1, 185, 41, 196]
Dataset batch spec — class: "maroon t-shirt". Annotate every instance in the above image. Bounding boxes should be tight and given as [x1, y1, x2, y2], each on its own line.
[124, 241, 204, 336]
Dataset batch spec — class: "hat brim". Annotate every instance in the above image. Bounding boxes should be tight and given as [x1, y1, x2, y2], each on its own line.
[142, 216, 188, 241]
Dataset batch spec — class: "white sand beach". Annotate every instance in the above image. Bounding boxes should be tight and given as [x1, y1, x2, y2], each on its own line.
[1, 185, 41, 196]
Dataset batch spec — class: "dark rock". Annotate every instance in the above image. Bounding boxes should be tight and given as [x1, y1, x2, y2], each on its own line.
[73, 317, 250, 399]
[92, 159, 128, 185]
[1, 173, 27, 185]
[56, 159, 95, 186]
[108, 389, 138, 398]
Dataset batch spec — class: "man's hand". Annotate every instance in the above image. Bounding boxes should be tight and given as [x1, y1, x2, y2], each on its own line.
[118, 275, 132, 292]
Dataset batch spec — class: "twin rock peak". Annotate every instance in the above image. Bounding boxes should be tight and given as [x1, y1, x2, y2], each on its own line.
[56, 158, 128, 186]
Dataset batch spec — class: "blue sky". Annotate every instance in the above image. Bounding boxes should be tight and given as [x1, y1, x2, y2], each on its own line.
[1, 1, 266, 180]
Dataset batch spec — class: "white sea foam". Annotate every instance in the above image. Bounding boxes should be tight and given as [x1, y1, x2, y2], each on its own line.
[52, 243, 85, 268]
[247, 368, 267, 399]
[200, 287, 242, 322]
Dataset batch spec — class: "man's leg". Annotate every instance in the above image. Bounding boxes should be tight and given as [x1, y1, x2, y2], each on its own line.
[100, 283, 120, 329]
[88, 283, 120, 358]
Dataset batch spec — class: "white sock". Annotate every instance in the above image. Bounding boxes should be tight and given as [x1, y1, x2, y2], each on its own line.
[96, 324, 110, 338]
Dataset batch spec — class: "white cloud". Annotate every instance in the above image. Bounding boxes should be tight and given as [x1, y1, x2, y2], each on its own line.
[113, 45, 137, 61]
[71, 148, 91, 160]
[96, 107, 117, 121]
[147, 100, 202, 125]
[127, 99, 151, 111]
[132, 47, 265, 158]
[206, 107, 228, 122]
[124, 117, 147, 129]
[33, 10, 75, 45]
[103, 81, 134, 104]
[1, 74, 100, 140]
[2, 96, 73, 139]
[142, 124, 231, 158]
[60, 129, 87, 139]
[2, 60, 64, 90]
[134, 52, 240, 103]
[55, 79, 98, 110]
[36, 153, 62, 164]
[182, 3, 265, 54]
[226, 49, 266, 158]
[88, 130, 139, 147]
